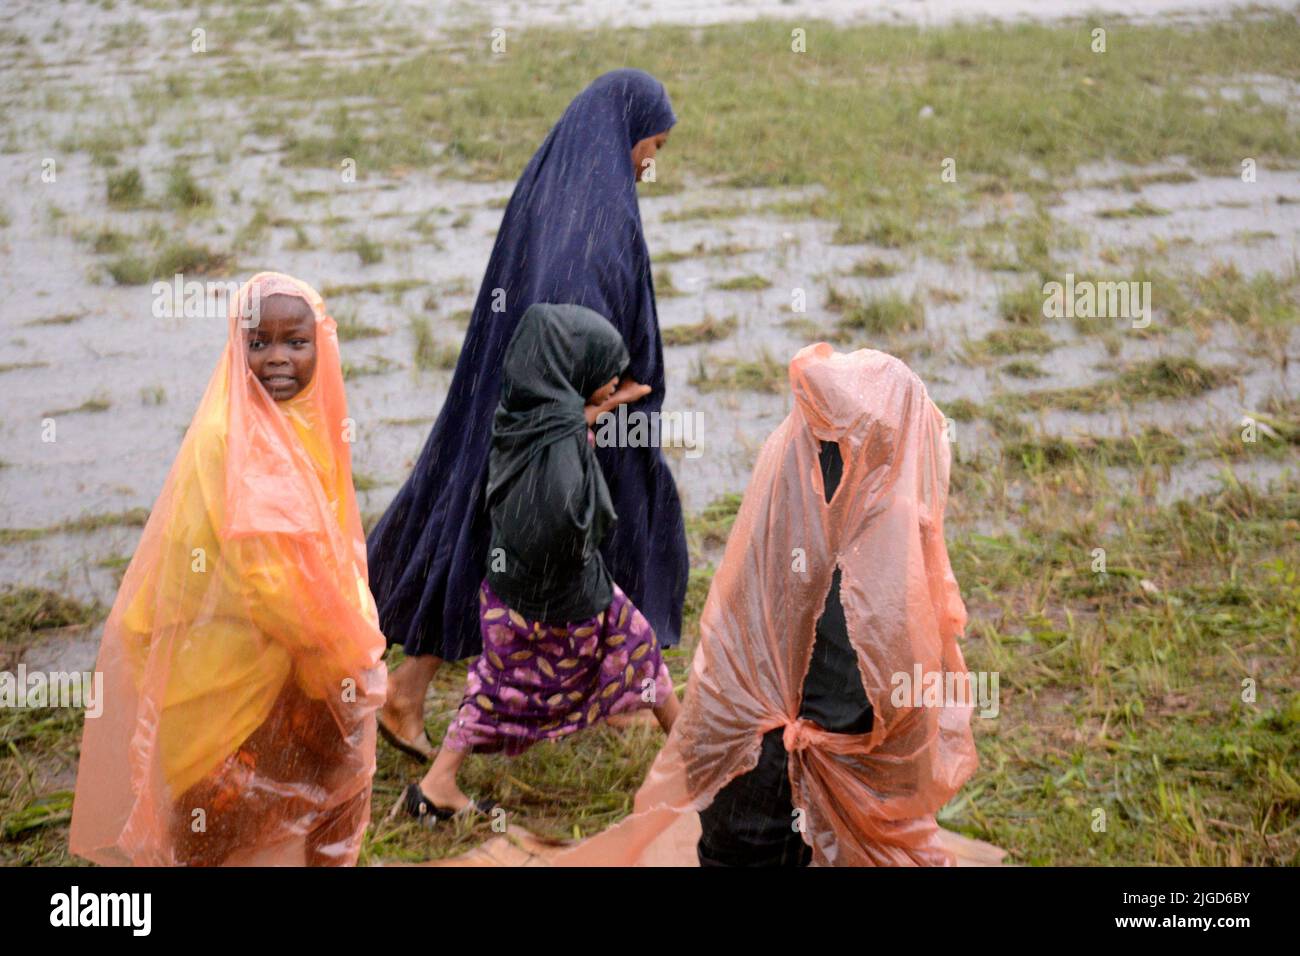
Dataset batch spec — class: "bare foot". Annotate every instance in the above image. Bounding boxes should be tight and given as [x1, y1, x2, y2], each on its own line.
[379, 655, 441, 759]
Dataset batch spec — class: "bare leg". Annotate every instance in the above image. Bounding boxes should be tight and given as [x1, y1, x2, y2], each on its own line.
[652, 687, 680, 734]
[380, 653, 441, 753]
[418, 745, 471, 811]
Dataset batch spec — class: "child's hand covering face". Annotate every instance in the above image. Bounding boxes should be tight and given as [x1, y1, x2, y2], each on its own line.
[585, 375, 651, 426]
[588, 377, 619, 408]
[246, 294, 318, 401]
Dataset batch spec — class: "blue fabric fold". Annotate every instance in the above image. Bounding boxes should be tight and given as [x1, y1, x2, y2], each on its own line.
[366, 69, 688, 660]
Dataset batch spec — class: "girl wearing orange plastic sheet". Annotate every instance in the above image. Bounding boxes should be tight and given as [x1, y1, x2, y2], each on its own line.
[554, 345, 1004, 867]
[69, 272, 387, 867]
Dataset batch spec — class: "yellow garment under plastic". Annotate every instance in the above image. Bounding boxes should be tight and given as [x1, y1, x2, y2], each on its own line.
[555, 345, 996, 866]
[70, 272, 387, 866]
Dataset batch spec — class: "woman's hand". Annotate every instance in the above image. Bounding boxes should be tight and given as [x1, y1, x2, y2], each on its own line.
[585, 376, 652, 426]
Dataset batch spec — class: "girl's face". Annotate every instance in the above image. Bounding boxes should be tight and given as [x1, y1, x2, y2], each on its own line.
[246, 294, 317, 401]
[631, 130, 670, 182]
[588, 377, 618, 407]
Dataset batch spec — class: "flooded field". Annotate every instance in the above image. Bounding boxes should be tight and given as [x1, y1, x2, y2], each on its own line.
[1, 1, 1297, 866]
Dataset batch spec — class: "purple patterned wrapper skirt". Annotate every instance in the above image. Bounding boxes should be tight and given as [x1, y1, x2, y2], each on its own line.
[442, 579, 673, 755]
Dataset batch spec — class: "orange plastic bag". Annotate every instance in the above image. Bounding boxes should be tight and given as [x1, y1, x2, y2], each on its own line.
[556, 345, 992, 866]
[69, 273, 387, 866]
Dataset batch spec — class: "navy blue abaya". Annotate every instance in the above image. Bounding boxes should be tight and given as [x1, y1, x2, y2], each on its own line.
[367, 69, 688, 661]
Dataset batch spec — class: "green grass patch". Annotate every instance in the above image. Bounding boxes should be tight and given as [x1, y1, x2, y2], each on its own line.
[1002, 426, 1189, 473]
[998, 282, 1046, 325]
[827, 287, 925, 336]
[1003, 356, 1235, 413]
[282, 104, 433, 172]
[685, 492, 743, 555]
[948, 479, 1298, 864]
[345, 234, 384, 266]
[107, 240, 231, 286]
[714, 274, 772, 291]
[654, 268, 685, 298]
[0, 588, 99, 641]
[965, 326, 1057, 361]
[662, 314, 737, 347]
[322, 279, 428, 298]
[41, 397, 111, 418]
[662, 203, 748, 223]
[688, 351, 785, 393]
[197, 12, 1300, 234]
[832, 212, 918, 248]
[24, 313, 85, 327]
[655, 241, 754, 264]
[0, 507, 149, 545]
[335, 309, 387, 341]
[1096, 198, 1170, 219]
[342, 355, 399, 379]
[105, 167, 145, 208]
[1178, 261, 1299, 329]
[410, 316, 460, 372]
[1093, 169, 1197, 191]
[846, 256, 901, 278]
[0, 361, 48, 374]
[941, 397, 983, 422]
[165, 164, 211, 210]
[1003, 359, 1047, 379]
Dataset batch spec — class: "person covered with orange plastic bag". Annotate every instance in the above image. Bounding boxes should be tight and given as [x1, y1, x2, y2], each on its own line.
[69, 272, 387, 867]
[554, 344, 1004, 867]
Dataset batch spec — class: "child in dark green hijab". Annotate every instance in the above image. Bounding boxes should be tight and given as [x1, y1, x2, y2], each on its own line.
[397, 303, 680, 821]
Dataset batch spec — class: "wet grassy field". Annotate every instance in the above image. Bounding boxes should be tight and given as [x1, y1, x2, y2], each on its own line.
[1, 2, 1297, 865]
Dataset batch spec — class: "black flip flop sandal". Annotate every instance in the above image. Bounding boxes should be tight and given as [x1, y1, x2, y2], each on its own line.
[397, 783, 497, 826]
[377, 717, 438, 764]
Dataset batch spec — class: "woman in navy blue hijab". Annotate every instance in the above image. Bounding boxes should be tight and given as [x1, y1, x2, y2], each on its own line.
[367, 69, 688, 757]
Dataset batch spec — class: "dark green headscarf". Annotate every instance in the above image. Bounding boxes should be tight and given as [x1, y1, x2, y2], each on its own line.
[484, 303, 630, 623]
